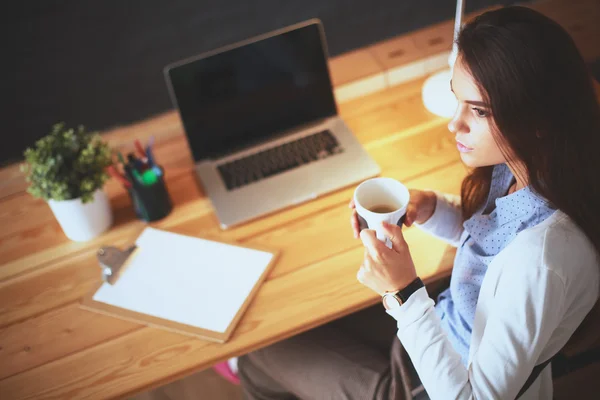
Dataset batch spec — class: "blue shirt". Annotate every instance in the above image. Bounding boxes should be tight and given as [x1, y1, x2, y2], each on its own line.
[434, 163, 557, 366]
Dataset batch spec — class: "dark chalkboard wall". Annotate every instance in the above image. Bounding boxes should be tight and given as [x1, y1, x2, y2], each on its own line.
[1, 0, 516, 166]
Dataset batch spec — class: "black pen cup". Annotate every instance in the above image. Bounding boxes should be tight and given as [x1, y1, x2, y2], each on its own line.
[127, 169, 173, 222]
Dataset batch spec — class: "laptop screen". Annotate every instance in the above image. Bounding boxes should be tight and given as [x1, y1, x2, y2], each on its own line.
[165, 21, 338, 162]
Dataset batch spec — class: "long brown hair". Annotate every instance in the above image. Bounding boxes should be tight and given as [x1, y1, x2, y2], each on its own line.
[457, 6, 600, 258]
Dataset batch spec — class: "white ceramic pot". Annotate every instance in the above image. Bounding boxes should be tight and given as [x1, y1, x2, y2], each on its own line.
[48, 189, 113, 242]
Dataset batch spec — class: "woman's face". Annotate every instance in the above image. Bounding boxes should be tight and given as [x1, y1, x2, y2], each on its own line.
[448, 59, 508, 168]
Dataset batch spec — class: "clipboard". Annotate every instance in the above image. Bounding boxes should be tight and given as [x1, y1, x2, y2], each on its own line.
[80, 227, 279, 343]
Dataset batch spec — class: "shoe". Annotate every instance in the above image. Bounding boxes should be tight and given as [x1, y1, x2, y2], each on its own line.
[213, 361, 240, 385]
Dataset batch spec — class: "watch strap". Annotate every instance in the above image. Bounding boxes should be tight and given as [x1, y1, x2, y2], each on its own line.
[396, 277, 424, 303]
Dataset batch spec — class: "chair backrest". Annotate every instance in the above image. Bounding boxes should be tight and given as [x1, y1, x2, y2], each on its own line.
[516, 298, 600, 399]
[561, 298, 600, 357]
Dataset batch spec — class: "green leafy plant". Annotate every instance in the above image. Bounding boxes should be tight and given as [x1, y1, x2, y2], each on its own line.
[21, 123, 112, 203]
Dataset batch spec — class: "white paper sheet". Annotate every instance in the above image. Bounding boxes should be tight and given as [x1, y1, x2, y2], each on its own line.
[93, 227, 274, 333]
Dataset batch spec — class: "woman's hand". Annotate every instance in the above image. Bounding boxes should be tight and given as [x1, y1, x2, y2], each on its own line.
[349, 189, 437, 239]
[357, 222, 417, 294]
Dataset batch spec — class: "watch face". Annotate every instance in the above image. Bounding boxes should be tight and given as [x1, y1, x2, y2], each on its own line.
[383, 294, 402, 310]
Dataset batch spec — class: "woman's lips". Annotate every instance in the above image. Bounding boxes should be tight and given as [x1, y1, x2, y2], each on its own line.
[456, 141, 474, 153]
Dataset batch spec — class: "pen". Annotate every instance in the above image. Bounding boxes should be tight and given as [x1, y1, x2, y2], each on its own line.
[134, 139, 147, 159]
[146, 143, 155, 166]
[127, 153, 146, 171]
[145, 138, 163, 177]
[123, 164, 140, 186]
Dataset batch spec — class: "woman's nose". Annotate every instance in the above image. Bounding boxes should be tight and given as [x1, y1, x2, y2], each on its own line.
[448, 107, 467, 135]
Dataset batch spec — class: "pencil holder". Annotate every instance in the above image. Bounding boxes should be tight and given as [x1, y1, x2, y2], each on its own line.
[127, 169, 173, 222]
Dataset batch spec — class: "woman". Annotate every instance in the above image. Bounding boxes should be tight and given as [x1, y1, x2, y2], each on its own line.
[219, 6, 600, 399]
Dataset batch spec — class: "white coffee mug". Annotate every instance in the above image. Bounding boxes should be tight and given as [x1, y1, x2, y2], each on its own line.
[353, 177, 410, 248]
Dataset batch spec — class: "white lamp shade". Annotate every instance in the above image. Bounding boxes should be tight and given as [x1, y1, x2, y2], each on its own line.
[421, 0, 464, 118]
[421, 69, 457, 118]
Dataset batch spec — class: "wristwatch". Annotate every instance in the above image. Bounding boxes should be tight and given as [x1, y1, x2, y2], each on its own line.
[382, 277, 424, 310]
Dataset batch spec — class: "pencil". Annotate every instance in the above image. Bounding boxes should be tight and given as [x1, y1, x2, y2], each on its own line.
[117, 151, 126, 165]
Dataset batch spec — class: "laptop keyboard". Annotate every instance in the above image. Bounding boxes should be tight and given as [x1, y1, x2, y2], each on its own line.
[217, 130, 344, 191]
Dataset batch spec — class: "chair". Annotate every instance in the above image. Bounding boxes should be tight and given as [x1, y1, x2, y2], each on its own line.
[552, 300, 600, 398]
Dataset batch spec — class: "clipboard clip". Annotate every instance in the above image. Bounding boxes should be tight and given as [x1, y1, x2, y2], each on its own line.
[97, 245, 137, 285]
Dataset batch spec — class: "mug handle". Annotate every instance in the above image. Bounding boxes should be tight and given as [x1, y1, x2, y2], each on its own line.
[357, 214, 369, 232]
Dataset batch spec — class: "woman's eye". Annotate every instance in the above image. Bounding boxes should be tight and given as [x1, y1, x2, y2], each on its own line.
[472, 108, 488, 118]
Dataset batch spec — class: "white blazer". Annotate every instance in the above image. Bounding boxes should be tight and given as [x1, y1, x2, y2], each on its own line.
[387, 192, 599, 399]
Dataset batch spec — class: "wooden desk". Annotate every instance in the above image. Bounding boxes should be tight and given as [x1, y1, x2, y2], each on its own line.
[1, 1, 597, 398]
[0, 75, 465, 398]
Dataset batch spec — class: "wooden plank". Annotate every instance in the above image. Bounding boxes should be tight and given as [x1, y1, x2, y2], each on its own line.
[370, 35, 421, 72]
[338, 76, 430, 119]
[328, 48, 384, 87]
[0, 180, 136, 267]
[0, 164, 26, 201]
[100, 112, 182, 149]
[412, 20, 453, 55]
[345, 103, 445, 146]
[329, 48, 391, 103]
[0, 248, 112, 328]
[334, 74, 388, 104]
[0, 304, 140, 380]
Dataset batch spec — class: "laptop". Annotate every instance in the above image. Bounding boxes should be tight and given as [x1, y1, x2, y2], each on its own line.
[164, 19, 380, 229]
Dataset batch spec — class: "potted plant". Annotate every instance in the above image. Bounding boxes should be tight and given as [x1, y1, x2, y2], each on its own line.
[21, 122, 114, 241]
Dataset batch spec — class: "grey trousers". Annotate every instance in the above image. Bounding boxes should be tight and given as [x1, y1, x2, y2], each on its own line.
[238, 276, 453, 400]
[238, 304, 424, 400]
